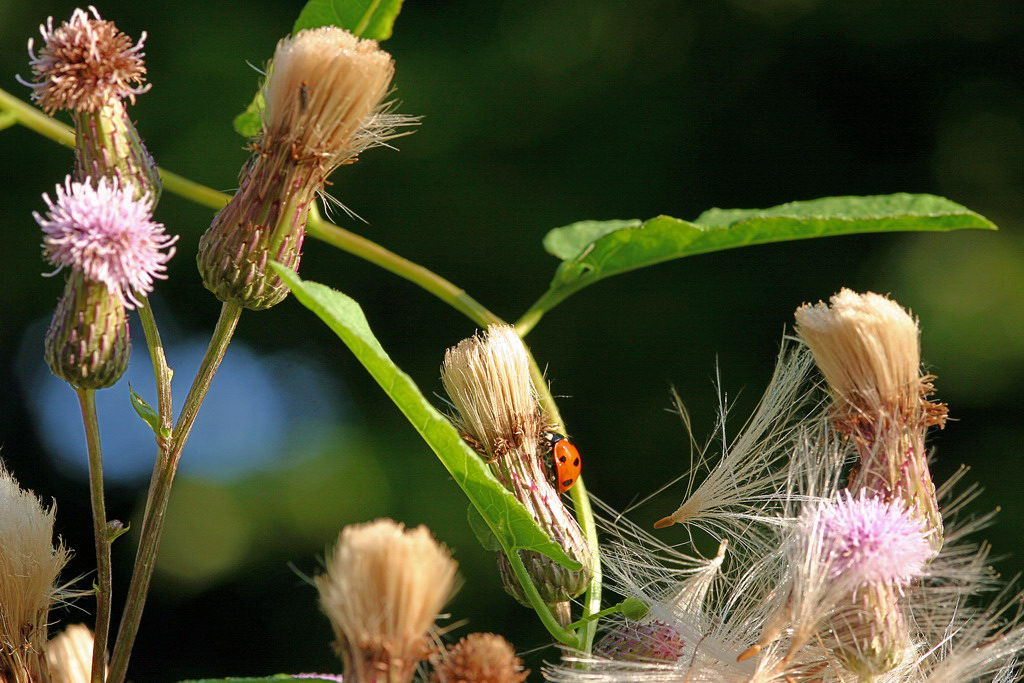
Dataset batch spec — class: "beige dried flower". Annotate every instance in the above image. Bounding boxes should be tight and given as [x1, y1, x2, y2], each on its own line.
[198, 27, 405, 311]
[45, 624, 97, 683]
[795, 289, 945, 551]
[23, 6, 148, 114]
[315, 518, 458, 683]
[0, 466, 71, 681]
[431, 633, 529, 683]
[441, 325, 592, 610]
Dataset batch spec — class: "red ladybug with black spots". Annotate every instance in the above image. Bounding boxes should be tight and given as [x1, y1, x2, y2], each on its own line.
[542, 431, 582, 494]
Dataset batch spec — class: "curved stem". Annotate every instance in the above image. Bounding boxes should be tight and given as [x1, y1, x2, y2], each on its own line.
[75, 388, 112, 683]
[107, 302, 242, 683]
[524, 350, 603, 653]
[505, 549, 580, 647]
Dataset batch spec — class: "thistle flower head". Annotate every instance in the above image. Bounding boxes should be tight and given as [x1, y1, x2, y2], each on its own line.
[432, 633, 529, 683]
[45, 624, 96, 683]
[23, 6, 148, 113]
[595, 621, 687, 663]
[36, 176, 176, 308]
[263, 27, 395, 167]
[0, 466, 70, 678]
[801, 492, 931, 587]
[315, 518, 458, 682]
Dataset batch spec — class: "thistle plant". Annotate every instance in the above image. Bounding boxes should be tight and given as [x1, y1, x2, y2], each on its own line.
[0, 2, 1021, 682]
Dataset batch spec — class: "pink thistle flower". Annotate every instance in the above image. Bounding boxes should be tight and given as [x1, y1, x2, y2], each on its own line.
[805, 491, 932, 586]
[35, 177, 176, 308]
[21, 6, 149, 113]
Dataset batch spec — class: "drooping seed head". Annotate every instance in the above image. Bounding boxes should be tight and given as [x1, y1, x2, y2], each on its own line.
[432, 633, 529, 683]
[315, 519, 459, 683]
[36, 176, 176, 309]
[45, 624, 96, 683]
[23, 6, 148, 113]
[264, 27, 394, 167]
[0, 466, 70, 680]
[802, 492, 931, 587]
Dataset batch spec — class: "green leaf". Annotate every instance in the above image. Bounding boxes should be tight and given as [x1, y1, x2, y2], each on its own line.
[531, 194, 997, 318]
[233, 0, 404, 136]
[293, 0, 404, 38]
[232, 90, 264, 138]
[129, 385, 169, 439]
[467, 504, 502, 552]
[273, 264, 581, 571]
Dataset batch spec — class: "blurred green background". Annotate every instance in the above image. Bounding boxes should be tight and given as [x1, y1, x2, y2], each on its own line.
[1, 0, 1023, 679]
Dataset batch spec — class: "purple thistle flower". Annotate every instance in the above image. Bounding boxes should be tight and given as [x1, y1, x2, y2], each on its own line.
[807, 491, 932, 586]
[35, 176, 176, 308]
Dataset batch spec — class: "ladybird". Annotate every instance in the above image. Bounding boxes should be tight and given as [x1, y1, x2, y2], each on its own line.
[542, 431, 582, 494]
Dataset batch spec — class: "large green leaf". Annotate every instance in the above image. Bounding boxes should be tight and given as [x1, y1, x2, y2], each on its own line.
[529, 194, 997, 320]
[293, 0, 404, 38]
[273, 265, 581, 571]
[233, 0, 405, 136]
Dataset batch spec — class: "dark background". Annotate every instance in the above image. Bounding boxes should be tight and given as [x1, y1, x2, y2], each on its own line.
[1, 0, 1023, 679]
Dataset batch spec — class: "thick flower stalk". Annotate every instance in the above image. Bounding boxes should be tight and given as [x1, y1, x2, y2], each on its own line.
[36, 176, 176, 388]
[315, 519, 459, 683]
[23, 7, 160, 202]
[795, 289, 946, 552]
[198, 27, 398, 310]
[431, 633, 529, 683]
[0, 467, 70, 683]
[45, 625, 97, 683]
[441, 325, 593, 615]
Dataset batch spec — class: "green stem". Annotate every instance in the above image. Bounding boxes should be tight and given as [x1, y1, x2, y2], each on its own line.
[524, 350, 603, 653]
[137, 300, 172, 437]
[505, 548, 579, 647]
[107, 302, 242, 683]
[75, 388, 112, 683]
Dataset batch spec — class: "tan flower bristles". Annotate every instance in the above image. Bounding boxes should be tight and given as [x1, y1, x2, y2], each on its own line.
[24, 6, 148, 114]
[795, 289, 945, 551]
[315, 518, 458, 683]
[431, 633, 529, 683]
[0, 466, 71, 680]
[45, 624, 97, 683]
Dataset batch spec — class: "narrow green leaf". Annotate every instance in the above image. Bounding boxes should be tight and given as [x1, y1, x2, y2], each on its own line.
[467, 504, 502, 552]
[129, 385, 168, 438]
[531, 194, 997, 318]
[273, 264, 581, 571]
[293, 0, 405, 39]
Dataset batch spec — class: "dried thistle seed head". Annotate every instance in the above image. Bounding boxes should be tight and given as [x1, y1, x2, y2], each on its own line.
[316, 518, 458, 683]
[36, 176, 177, 309]
[264, 27, 394, 167]
[45, 272, 130, 390]
[441, 324, 541, 457]
[794, 288, 924, 419]
[441, 325, 593, 605]
[24, 6, 148, 114]
[0, 466, 70, 680]
[45, 624, 96, 683]
[431, 633, 529, 683]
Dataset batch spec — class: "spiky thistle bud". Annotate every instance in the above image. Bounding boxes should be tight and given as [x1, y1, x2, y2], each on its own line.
[795, 289, 946, 552]
[431, 633, 529, 683]
[23, 7, 160, 202]
[315, 519, 459, 683]
[440, 325, 592, 612]
[595, 621, 686, 663]
[45, 624, 97, 683]
[44, 272, 129, 390]
[0, 466, 71, 681]
[197, 27, 401, 310]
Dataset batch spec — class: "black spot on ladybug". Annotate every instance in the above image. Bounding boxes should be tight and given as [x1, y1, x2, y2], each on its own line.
[562, 479, 573, 487]
[573, 457, 580, 466]
[558, 455, 567, 463]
